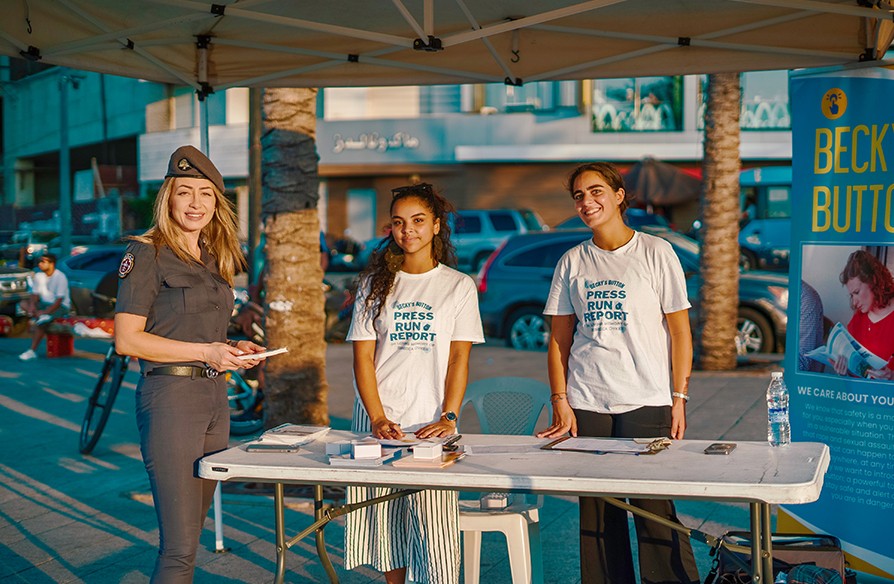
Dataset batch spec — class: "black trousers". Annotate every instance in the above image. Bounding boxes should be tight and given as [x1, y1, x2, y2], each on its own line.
[575, 407, 700, 584]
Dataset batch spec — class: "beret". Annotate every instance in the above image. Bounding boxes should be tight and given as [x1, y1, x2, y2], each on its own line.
[165, 145, 225, 193]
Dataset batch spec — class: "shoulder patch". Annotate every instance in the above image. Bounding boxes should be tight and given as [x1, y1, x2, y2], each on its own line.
[118, 252, 135, 278]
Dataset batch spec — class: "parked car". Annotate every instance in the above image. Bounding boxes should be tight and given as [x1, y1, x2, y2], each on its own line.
[0, 266, 31, 319]
[554, 208, 671, 230]
[453, 209, 547, 273]
[689, 166, 791, 271]
[0, 230, 58, 268]
[737, 166, 791, 271]
[477, 227, 788, 355]
[58, 246, 126, 317]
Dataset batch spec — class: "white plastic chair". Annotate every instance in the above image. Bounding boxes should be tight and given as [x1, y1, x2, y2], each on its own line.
[459, 377, 550, 584]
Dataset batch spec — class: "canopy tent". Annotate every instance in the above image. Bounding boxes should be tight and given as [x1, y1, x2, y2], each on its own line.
[1, 1, 892, 93]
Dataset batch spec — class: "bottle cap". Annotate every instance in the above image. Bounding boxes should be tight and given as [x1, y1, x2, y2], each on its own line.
[771, 371, 783, 379]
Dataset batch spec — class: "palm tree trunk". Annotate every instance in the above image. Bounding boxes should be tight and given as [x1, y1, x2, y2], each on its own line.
[260, 88, 329, 426]
[698, 73, 741, 371]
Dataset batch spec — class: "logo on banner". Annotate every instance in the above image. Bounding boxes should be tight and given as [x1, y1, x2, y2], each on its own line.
[821, 88, 847, 120]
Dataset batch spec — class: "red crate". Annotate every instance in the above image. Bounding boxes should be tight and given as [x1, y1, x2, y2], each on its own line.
[47, 333, 74, 358]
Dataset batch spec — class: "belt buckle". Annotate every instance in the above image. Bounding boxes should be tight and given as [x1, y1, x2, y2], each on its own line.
[204, 366, 219, 379]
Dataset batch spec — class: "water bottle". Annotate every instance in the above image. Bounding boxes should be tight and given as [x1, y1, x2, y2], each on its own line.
[767, 371, 791, 446]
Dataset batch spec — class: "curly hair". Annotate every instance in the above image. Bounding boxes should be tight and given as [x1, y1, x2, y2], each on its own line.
[565, 162, 632, 214]
[839, 249, 894, 310]
[358, 183, 457, 321]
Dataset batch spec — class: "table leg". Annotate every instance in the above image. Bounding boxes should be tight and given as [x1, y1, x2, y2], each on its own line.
[760, 503, 773, 581]
[314, 485, 339, 584]
[274, 483, 287, 584]
[750, 502, 762, 583]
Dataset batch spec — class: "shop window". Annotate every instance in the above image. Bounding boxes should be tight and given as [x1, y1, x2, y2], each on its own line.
[590, 76, 683, 132]
[696, 71, 790, 130]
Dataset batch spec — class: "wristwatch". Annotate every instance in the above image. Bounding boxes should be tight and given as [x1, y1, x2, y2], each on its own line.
[440, 410, 458, 423]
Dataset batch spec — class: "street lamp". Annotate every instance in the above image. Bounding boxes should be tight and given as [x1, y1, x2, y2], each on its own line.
[58, 67, 83, 257]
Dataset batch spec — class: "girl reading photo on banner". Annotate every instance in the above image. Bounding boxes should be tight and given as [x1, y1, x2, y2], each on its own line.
[344, 182, 484, 584]
[835, 249, 894, 381]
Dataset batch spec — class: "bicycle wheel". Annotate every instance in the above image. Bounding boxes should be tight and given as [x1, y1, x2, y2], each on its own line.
[80, 348, 127, 454]
[228, 371, 265, 436]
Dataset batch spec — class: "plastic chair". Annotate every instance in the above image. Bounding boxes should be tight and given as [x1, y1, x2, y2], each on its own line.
[459, 377, 550, 584]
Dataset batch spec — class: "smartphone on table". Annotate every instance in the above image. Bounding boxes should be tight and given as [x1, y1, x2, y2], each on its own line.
[704, 442, 736, 455]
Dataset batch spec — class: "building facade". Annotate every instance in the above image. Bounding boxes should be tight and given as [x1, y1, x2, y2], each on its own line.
[2, 56, 791, 240]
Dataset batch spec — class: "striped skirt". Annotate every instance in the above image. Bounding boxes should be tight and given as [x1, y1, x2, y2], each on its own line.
[344, 399, 460, 584]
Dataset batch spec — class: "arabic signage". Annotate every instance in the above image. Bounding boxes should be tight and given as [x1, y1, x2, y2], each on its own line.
[785, 67, 894, 579]
[332, 131, 420, 154]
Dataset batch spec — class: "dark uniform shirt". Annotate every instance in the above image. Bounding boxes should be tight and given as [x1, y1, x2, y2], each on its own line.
[116, 241, 234, 374]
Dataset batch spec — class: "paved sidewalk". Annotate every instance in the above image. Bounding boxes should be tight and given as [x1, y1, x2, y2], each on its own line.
[0, 336, 872, 583]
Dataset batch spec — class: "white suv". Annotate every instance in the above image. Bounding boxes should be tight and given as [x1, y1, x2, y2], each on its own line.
[452, 209, 547, 273]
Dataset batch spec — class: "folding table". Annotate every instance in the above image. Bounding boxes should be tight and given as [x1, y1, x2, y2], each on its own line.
[199, 431, 829, 584]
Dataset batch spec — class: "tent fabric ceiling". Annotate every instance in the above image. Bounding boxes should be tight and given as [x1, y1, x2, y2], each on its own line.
[0, 0, 892, 91]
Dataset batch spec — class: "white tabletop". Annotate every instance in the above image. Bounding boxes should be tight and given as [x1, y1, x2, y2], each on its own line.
[199, 431, 829, 505]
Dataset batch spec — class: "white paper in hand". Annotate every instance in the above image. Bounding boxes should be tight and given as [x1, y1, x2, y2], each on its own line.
[237, 347, 289, 360]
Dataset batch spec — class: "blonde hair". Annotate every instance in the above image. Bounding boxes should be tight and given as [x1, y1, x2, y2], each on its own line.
[133, 177, 245, 285]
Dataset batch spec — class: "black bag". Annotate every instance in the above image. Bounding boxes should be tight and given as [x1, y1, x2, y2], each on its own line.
[703, 531, 848, 584]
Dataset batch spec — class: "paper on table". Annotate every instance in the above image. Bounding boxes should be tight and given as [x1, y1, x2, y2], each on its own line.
[552, 437, 651, 454]
[464, 444, 556, 455]
[257, 424, 330, 446]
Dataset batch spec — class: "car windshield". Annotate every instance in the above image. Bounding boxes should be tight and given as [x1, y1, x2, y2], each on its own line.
[521, 210, 545, 231]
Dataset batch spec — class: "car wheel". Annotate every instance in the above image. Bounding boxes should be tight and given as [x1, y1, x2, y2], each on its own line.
[506, 308, 549, 352]
[736, 307, 774, 355]
[739, 250, 758, 271]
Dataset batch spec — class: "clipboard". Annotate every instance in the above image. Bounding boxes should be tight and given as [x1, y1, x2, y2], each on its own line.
[541, 436, 672, 455]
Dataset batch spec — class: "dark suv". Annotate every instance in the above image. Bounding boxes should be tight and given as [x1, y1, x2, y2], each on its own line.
[477, 227, 788, 355]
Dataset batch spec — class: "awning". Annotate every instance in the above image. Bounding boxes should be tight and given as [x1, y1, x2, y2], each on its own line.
[1, 1, 892, 92]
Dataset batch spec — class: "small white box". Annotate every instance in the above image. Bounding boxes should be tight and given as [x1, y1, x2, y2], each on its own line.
[413, 441, 443, 460]
[326, 440, 352, 455]
[480, 492, 511, 509]
[351, 439, 382, 459]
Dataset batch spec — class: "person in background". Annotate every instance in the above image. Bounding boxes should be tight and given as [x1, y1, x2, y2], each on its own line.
[798, 280, 825, 373]
[537, 162, 699, 584]
[18, 253, 71, 361]
[114, 145, 266, 583]
[345, 182, 484, 584]
[835, 249, 894, 380]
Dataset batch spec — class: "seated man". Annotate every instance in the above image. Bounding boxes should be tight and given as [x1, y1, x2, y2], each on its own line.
[19, 253, 71, 361]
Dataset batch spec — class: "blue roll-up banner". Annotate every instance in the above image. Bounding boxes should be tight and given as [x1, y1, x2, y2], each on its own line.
[785, 67, 894, 578]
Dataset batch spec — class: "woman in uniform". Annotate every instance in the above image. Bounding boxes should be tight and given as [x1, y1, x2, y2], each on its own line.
[345, 183, 484, 584]
[115, 145, 265, 583]
[537, 162, 699, 584]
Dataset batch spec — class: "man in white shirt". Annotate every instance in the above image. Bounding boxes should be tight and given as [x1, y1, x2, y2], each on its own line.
[19, 253, 71, 361]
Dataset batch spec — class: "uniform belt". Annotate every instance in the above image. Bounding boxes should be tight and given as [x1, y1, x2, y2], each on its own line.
[145, 365, 220, 379]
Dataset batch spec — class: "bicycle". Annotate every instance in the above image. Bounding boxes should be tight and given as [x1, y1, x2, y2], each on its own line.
[79, 345, 266, 454]
[79, 344, 130, 454]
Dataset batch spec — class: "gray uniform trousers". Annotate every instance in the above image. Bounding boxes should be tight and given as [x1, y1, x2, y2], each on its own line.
[136, 374, 229, 584]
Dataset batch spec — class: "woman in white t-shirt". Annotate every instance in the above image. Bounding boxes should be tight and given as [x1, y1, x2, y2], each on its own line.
[345, 183, 484, 584]
[537, 162, 699, 584]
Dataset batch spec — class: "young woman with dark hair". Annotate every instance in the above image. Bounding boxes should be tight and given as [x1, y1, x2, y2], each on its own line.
[344, 183, 483, 584]
[538, 161, 700, 584]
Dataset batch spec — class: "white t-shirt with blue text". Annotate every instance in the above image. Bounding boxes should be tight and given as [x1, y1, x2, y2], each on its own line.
[544, 231, 690, 414]
[347, 264, 485, 431]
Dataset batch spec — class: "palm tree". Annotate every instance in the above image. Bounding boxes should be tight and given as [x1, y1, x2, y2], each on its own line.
[260, 88, 329, 426]
[698, 73, 741, 371]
